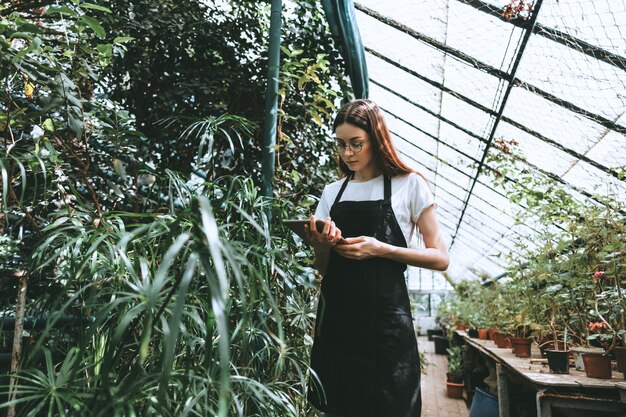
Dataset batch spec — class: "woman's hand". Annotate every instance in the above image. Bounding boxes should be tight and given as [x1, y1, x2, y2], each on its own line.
[333, 236, 387, 260]
[304, 215, 343, 249]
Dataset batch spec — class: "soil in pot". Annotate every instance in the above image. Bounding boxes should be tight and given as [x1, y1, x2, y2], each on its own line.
[546, 349, 569, 374]
[447, 373, 463, 384]
[582, 352, 612, 379]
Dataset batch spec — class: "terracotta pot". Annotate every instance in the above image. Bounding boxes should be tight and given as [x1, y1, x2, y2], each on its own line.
[582, 352, 612, 379]
[456, 323, 467, 331]
[493, 332, 506, 348]
[488, 328, 496, 341]
[493, 332, 513, 349]
[546, 349, 569, 374]
[510, 337, 532, 358]
[478, 328, 489, 340]
[502, 334, 512, 349]
[446, 380, 464, 399]
[570, 347, 604, 371]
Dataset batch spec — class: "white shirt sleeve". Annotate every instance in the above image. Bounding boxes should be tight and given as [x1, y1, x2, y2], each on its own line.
[410, 174, 436, 224]
[314, 185, 331, 219]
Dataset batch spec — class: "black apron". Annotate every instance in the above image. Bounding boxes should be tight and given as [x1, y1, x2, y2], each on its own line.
[308, 175, 421, 417]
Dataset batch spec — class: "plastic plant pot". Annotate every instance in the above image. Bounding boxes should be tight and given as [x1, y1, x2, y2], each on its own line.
[546, 349, 569, 374]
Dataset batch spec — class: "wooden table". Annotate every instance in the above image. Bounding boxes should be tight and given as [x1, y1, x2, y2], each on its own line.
[459, 332, 626, 416]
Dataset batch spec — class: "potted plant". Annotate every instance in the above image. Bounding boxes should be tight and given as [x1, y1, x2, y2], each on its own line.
[446, 346, 464, 398]
[581, 321, 613, 378]
[546, 328, 569, 374]
[509, 321, 538, 358]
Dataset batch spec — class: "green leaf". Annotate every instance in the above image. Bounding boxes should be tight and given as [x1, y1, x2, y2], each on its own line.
[9, 32, 34, 41]
[79, 16, 106, 39]
[46, 6, 78, 17]
[43, 118, 55, 132]
[113, 36, 135, 44]
[68, 113, 84, 139]
[80, 3, 112, 13]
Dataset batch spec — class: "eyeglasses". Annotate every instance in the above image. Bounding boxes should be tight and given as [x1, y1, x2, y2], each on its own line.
[335, 140, 369, 154]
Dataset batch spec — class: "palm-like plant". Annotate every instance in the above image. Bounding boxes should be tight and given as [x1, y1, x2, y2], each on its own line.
[2, 171, 320, 417]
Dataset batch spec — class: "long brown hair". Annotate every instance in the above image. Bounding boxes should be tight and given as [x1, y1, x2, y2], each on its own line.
[333, 99, 415, 178]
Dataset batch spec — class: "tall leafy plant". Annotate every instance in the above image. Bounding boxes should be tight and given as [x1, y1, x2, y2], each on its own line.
[2, 172, 322, 416]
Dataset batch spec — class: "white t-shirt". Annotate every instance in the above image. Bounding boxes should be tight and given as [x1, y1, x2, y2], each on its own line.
[314, 173, 435, 247]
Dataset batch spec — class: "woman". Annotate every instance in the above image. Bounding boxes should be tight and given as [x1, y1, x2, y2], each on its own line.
[305, 99, 449, 417]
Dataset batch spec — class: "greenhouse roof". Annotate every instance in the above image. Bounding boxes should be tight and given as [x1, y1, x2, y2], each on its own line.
[350, 0, 626, 282]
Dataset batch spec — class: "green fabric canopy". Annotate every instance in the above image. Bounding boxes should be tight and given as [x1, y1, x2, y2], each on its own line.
[321, 0, 369, 99]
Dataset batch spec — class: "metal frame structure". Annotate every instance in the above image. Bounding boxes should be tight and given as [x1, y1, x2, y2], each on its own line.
[353, 0, 626, 281]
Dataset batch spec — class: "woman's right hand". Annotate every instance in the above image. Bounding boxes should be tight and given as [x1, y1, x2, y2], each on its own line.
[305, 215, 343, 249]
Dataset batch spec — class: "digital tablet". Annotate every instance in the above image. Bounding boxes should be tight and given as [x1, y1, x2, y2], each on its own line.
[283, 219, 325, 241]
[283, 219, 345, 244]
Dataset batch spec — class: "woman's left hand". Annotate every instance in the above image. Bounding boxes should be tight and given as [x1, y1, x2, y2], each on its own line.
[333, 236, 387, 260]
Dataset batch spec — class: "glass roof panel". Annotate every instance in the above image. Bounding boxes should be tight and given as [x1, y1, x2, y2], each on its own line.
[373, 85, 441, 137]
[440, 93, 493, 141]
[367, 54, 444, 114]
[564, 160, 626, 202]
[515, 35, 626, 121]
[537, 0, 626, 58]
[446, 1, 525, 71]
[494, 122, 578, 176]
[441, 58, 502, 111]
[583, 131, 626, 173]
[356, 0, 449, 43]
[438, 123, 485, 161]
[502, 87, 608, 155]
[357, 9, 445, 83]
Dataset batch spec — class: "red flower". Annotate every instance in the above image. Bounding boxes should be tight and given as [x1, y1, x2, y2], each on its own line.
[588, 321, 607, 332]
[592, 271, 605, 281]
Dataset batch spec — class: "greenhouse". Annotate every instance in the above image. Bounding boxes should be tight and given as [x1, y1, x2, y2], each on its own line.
[1, 0, 625, 416]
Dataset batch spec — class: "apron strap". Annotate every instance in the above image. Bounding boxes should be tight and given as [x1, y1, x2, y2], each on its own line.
[332, 175, 352, 207]
[384, 176, 391, 201]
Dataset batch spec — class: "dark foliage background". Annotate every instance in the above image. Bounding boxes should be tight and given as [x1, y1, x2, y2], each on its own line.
[0, 1, 347, 415]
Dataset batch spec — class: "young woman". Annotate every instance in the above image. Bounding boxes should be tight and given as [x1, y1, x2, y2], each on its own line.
[304, 99, 449, 417]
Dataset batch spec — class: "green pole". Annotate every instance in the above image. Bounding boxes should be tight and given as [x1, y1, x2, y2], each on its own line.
[261, 0, 283, 200]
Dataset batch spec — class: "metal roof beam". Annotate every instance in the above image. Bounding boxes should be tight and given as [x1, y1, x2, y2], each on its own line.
[450, 0, 546, 248]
